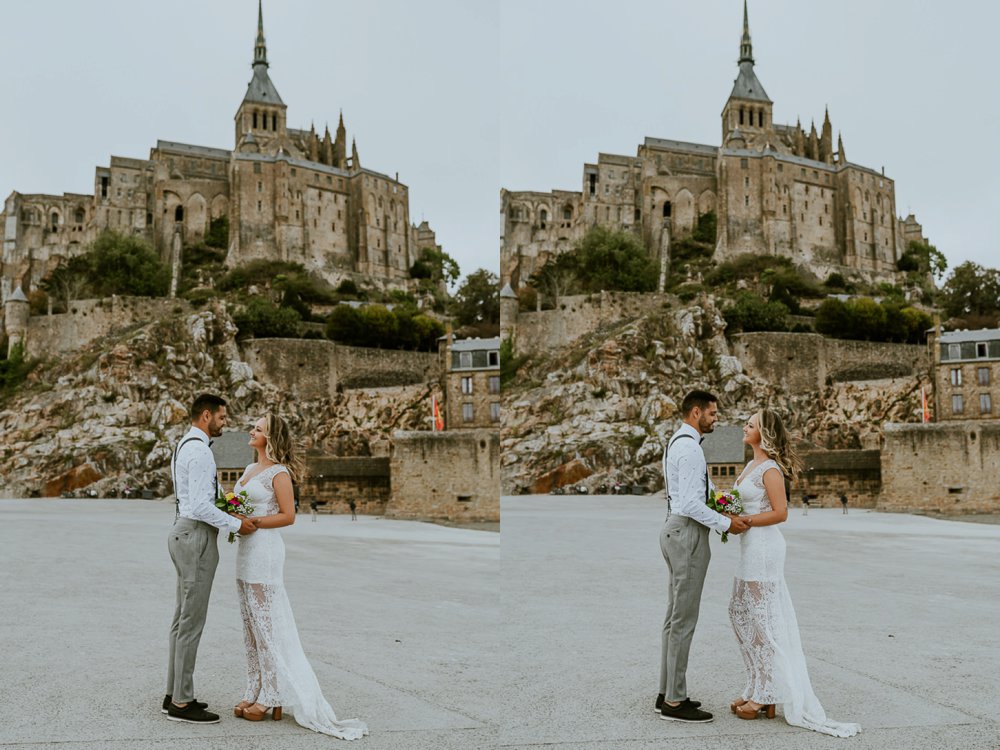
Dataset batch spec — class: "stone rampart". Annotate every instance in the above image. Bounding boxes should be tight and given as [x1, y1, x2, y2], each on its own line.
[24, 297, 190, 359]
[240, 339, 439, 400]
[879, 421, 1000, 514]
[386, 429, 499, 522]
[513, 291, 677, 356]
[732, 332, 929, 394]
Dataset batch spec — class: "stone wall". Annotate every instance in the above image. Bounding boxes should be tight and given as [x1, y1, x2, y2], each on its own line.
[880, 422, 1000, 514]
[797, 449, 881, 508]
[24, 297, 190, 359]
[732, 332, 929, 394]
[513, 291, 677, 356]
[387, 429, 499, 522]
[241, 339, 439, 400]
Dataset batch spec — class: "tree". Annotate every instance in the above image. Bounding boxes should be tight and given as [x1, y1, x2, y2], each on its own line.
[409, 246, 460, 286]
[452, 269, 500, 327]
[325, 304, 363, 345]
[86, 231, 170, 297]
[573, 226, 658, 293]
[898, 240, 948, 281]
[940, 261, 1000, 321]
[358, 305, 399, 347]
[722, 293, 789, 333]
[204, 216, 229, 249]
[232, 297, 301, 339]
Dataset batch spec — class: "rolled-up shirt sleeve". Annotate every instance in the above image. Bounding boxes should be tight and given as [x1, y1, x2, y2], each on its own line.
[182, 448, 241, 533]
[676, 447, 731, 533]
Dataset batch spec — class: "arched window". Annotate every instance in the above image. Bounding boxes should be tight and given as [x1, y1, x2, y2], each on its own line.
[662, 201, 672, 218]
[563, 206, 572, 220]
[539, 209, 548, 227]
[74, 208, 85, 224]
[51, 212, 59, 230]
[175, 206, 184, 221]
[739, 107, 744, 126]
[253, 112, 258, 129]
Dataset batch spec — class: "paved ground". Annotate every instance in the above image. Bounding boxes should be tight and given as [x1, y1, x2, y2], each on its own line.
[501, 496, 1000, 750]
[0, 499, 499, 750]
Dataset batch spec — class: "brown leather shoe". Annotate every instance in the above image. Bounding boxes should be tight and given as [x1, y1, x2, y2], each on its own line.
[730, 698, 747, 714]
[735, 702, 776, 720]
[234, 701, 252, 718]
[243, 703, 283, 721]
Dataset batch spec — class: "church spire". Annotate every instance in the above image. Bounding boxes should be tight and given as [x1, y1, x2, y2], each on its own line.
[254, 0, 269, 67]
[739, 0, 753, 64]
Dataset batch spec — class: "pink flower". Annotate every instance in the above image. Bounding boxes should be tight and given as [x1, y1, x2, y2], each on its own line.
[229, 499, 239, 505]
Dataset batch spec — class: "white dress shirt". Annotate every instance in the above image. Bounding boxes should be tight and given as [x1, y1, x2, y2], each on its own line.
[662, 423, 731, 533]
[172, 426, 241, 534]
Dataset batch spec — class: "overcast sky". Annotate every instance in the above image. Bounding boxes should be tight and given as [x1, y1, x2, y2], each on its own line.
[0, 0, 500, 281]
[2, 1, 997, 283]
[499, 0, 1000, 275]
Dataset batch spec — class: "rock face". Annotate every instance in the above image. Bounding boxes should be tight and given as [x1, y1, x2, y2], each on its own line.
[501, 295, 931, 495]
[0, 303, 443, 498]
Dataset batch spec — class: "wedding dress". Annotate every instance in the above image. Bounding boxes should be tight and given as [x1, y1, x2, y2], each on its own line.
[728, 459, 860, 738]
[234, 463, 368, 740]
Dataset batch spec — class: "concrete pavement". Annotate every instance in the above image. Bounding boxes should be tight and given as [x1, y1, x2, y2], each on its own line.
[500, 496, 1000, 750]
[0, 499, 499, 750]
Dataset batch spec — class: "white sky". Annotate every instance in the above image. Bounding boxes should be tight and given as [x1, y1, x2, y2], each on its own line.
[0, 0, 500, 281]
[2, 1, 998, 283]
[499, 0, 1000, 275]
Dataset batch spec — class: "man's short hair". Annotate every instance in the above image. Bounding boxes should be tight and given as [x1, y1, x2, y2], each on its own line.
[681, 389, 718, 416]
[190, 393, 227, 420]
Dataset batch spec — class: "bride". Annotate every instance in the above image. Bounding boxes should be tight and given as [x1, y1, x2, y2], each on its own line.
[727, 409, 860, 738]
[229, 414, 368, 740]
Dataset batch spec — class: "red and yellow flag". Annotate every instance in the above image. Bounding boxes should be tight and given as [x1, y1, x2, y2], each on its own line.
[921, 387, 930, 423]
[433, 395, 444, 431]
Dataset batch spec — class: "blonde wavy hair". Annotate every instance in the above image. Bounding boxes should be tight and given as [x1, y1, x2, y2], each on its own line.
[262, 414, 305, 483]
[756, 408, 803, 480]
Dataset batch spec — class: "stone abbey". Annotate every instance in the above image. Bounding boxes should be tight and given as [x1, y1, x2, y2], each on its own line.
[1, 2, 441, 303]
[500, 2, 926, 291]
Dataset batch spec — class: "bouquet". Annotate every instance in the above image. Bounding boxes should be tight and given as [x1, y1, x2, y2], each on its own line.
[707, 488, 743, 543]
[215, 489, 255, 543]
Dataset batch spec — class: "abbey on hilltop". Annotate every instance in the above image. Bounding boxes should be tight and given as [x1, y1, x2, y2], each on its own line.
[500, 1, 926, 291]
[1, 1, 440, 303]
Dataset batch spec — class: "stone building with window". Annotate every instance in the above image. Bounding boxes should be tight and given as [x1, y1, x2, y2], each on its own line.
[500, 2, 924, 292]
[0, 2, 441, 303]
[210, 431, 255, 490]
[929, 328, 1000, 421]
[441, 336, 501, 429]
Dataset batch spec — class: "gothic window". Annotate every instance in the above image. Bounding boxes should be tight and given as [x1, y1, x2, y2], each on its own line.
[175, 206, 184, 221]
[75, 208, 85, 223]
[51, 212, 59, 230]
[564, 206, 572, 220]
[662, 202, 671, 218]
[739, 107, 744, 125]
[540, 209, 548, 227]
[253, 112, 258, 129]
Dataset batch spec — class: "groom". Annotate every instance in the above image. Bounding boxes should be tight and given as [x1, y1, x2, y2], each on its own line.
[656, 390, 749, 723]
[163, 393, 257, 724]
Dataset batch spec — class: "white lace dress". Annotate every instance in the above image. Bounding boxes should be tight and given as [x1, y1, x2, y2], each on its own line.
[728, 459, 860, 738]
[234, 463, 368, 740]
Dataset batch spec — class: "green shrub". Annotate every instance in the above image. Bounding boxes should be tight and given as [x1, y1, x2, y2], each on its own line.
[232, 297, 301, 339]
[722, 292, 789, 333]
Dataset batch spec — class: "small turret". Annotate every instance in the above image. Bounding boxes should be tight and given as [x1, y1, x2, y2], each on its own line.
[351, 138, 360, 170]
[808, 121, 819, 161]
[335, 111, 347, 169]
[322, 124, 334, 166]
[308, 123, 319, 162]
[4, 286, 30, 357]
[820, 107, 834, 164]
[793, 118, 805, 157]
[837, 132, 846, 164]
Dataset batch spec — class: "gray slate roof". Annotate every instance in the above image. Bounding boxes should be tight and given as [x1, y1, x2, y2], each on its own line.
[211, 431, 255, 470]
[939, 328, 1000, 343]
[451, 337, 501, 352]
[243, 64, 285, 106]
[644, 137, 718, 156]
[702, 424, 747, 464]
[729, 62, 771, 103]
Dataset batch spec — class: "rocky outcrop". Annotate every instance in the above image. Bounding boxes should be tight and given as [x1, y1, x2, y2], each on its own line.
[0, 303, 442, 498]
[501, 295, 930, 495]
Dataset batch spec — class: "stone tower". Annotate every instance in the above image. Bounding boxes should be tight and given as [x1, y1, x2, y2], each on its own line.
[4, 286, 29, 357]
[720, 0, 772, 144]
[499, 283, 518, 343]
[234, 0, 288, 151]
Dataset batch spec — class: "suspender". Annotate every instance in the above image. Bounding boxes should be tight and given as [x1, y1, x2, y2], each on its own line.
[171, 436, 214, 521]
[663, 432, 710, 517]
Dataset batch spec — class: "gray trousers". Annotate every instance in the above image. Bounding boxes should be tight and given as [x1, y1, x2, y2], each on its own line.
[658, 514, 711, 701]
[166, 518, 219, 703]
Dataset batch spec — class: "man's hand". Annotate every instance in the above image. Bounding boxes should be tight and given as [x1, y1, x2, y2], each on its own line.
[236, 515, 257, 535]
[727, 515, 750, 535]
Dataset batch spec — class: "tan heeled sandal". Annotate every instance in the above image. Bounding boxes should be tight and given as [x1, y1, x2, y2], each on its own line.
[243, 703, 283, 721]
[735, 701, 776, 720]
[730, 698, 748, 713]
[234, 700, 252, 717]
